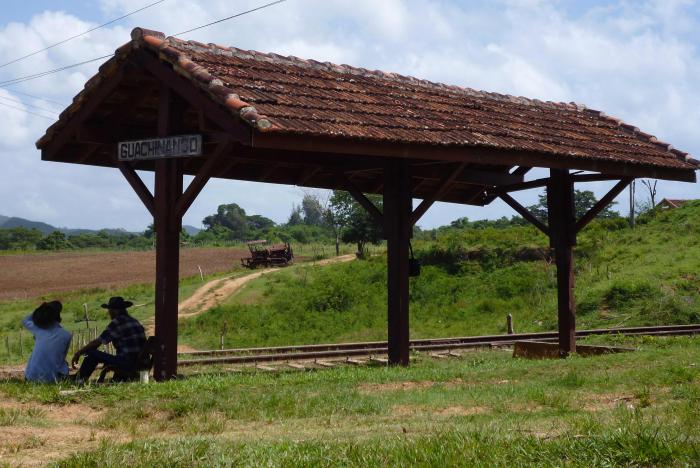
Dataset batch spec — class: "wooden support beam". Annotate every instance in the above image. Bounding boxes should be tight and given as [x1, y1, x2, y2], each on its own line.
[411, 163, 466, 225]
[491, 177, 550, 195]
[338, 171, 384, 225]
[548, 169, 576, 357]
[297, 166, 322, 186]
[575, 178, 631, 233]
[498, 192, 549, 236]
[412, 166, 522, 187]
[174, 141, 231, 218]
[511, 166, 531, 176]
[384, 160, 411, 366]
[259, 163, 280, 182]
[117, 161, 155, 216]
[153, 85, 186, 381]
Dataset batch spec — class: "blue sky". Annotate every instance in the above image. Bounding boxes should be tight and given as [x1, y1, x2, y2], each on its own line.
[0, 0, 698, 231]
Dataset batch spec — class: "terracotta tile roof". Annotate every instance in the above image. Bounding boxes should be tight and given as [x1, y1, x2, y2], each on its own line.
[37, 27, 697, 174]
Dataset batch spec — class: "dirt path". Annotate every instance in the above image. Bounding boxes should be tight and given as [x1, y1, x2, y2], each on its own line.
[144, 254, 356, 339]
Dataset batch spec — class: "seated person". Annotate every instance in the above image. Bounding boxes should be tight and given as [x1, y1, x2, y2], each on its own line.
[72, 296, 146, 381]
[23, 301, 72, 383]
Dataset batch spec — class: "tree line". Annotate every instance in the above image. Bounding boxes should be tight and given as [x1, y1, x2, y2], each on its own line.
[0, 188, 641, 253]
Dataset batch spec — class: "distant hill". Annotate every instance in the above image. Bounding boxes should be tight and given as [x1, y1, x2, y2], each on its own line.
[1, 217, 58, 235]
[0, 215, 140, 236]
[183, 225, 201, 236]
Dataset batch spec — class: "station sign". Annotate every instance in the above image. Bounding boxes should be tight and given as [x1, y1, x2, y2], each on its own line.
[118, 134, 202, 161]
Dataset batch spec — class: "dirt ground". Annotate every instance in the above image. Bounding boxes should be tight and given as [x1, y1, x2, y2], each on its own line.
[0, 248, 248, 301]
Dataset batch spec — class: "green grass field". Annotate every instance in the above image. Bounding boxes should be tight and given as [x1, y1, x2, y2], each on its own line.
[2, 206, 700, 465]
[179, 203, 700, 350]
[0, 335, 698, 465]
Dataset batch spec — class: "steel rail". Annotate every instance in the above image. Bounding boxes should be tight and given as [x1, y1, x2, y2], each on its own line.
[177, 324, 700, 367]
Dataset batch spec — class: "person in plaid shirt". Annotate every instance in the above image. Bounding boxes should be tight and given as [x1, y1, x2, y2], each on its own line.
[72, 296, 146, 381]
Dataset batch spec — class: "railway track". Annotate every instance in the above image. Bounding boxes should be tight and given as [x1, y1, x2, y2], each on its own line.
[177, 324, 700, 367]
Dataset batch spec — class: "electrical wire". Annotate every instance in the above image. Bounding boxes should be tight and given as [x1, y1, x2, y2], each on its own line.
[0, 1, 289, 90]
[0, 100, 56, 120]
[174, 0, 287, 36]
[3, 88, 66, 107]
[0, 94, 59, 115]
[0, 54, 113, 87]
[0, 0, 167, 70]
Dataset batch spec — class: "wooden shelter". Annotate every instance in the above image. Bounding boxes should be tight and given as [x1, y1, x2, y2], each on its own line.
[37, 28, 698, 380]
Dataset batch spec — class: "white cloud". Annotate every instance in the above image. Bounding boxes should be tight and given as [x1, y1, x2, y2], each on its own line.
[0, 0, 698, 230]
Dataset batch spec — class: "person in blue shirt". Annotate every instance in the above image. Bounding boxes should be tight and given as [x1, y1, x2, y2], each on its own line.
[23, 301, 72, 383]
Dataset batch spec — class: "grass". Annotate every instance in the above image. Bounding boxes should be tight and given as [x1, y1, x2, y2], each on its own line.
[0, 335, 698, 465]
[0, 267, 239, 365]
[178, 203, 700, 350]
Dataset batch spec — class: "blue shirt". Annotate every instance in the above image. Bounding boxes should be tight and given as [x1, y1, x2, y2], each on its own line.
[23, 314, 72, 383]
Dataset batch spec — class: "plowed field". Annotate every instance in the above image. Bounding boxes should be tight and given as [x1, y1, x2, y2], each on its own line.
[0, 248, 247, 301]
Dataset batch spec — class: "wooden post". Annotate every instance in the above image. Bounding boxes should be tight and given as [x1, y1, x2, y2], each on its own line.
[384, 160, 411, 366]
[153, 86, 185, 381]
[507, 314, 514, 334]
[547, 169, 577, 356]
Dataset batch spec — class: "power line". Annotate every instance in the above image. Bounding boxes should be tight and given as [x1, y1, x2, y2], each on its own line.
[0, 95, 59, 115]
[0, 54, 113, 87]
[174, 0, 287, 36]
[0, 100, 56, 120]
[0, 0, 167, 70]
[3, 89, 66, 107]
[0, 0, 289, 89]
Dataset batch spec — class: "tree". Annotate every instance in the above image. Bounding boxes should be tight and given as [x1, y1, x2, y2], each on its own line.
[641, 179, 658, 208]
[287, 205, 303, 226]
[37, 231, 70, 250]
[246, 214, 275, 231]
[328, 190, 383, 258]
[0, 227, 43, 250]
[528, 189, 620, 222]
[203, 203, 249, 240]
[301, 194, 324, 226]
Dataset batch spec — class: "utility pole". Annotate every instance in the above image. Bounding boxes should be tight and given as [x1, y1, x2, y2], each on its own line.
[629, 179, 636, 228]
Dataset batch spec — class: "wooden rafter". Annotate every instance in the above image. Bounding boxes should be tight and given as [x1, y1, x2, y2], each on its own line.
[130, 49, 251, 145]
[411, 163, 466, 225]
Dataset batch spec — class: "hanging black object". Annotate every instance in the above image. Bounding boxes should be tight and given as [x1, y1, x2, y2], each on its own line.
[408, 241, 421, 277]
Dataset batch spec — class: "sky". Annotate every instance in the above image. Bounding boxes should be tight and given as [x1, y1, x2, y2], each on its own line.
[0, 0, 698, 232]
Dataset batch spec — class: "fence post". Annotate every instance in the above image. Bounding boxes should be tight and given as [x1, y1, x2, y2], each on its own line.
[220, 333, 225, 350]
[507, 314, 514, 334]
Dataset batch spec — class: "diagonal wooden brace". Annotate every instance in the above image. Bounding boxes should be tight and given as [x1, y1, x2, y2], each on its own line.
[499, 192, 549, 236]
[175, 141, 231, 218]
[411, 162, 466, 225]
[337, 171, 384, 225]
[575, 178, 631, 233]
[118, 161, 155, 217]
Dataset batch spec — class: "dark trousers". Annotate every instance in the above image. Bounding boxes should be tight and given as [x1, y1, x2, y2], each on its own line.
[78, 349, 135, 380]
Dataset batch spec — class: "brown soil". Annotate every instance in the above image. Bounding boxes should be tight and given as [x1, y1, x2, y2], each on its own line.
[0, 398, 124, 467]
[0, 248, 248, 301]
[392, 404, 488, 417]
